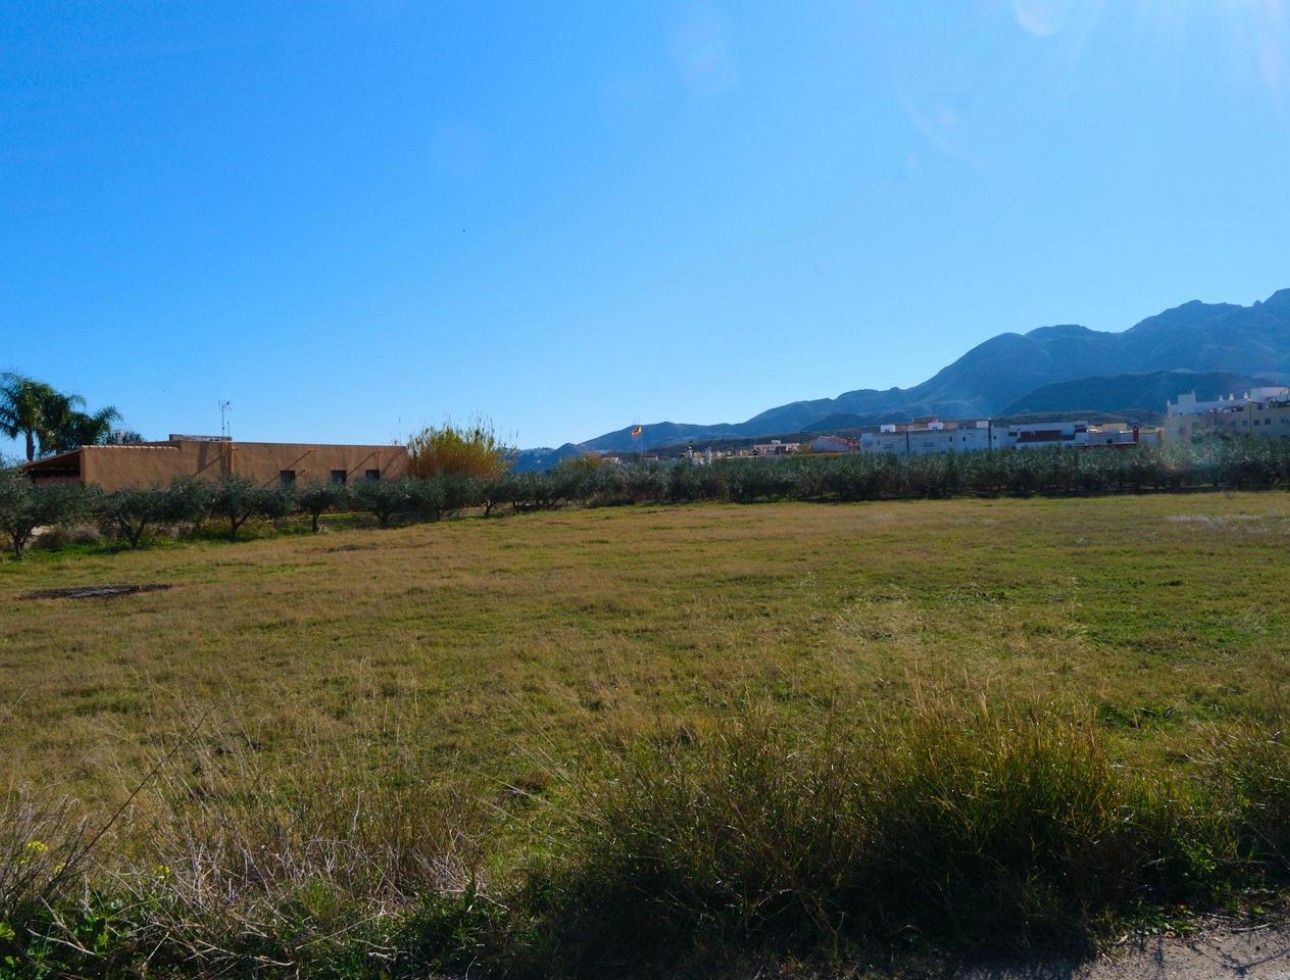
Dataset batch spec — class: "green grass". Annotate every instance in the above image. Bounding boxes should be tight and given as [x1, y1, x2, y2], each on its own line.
[2, 494, 1290, 975]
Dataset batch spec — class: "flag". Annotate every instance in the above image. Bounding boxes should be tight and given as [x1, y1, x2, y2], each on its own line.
[631, 426, 643, 437]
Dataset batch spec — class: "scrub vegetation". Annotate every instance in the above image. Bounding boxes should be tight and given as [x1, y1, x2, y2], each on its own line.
[2, 493, 1290, 976]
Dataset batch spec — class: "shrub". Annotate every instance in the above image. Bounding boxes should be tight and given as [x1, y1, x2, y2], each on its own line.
[406, 419, 510, 480]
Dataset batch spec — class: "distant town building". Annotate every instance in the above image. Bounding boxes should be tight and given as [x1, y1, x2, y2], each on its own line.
[1085, 423, 1161, 448]
[752, 440, 799, 456]
[1001, 420, 1089, 449]
[860, 419, 992, 457]
[1165, 386, 1290, 441]
[853, 417, 1159, 458]
[807, 435, 858, 453]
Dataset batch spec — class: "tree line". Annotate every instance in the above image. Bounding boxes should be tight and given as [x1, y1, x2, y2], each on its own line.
[5, 435, 1290, 559]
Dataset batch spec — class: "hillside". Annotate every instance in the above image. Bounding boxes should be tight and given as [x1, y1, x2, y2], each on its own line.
[1000, 370, 1279, 416]
[577, 288, 1290, 452]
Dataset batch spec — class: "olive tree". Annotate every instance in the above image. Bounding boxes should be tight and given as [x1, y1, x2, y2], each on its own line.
[209, 474, 283, 541]
[100, 485, 170, 548]
[96, 478, 212, 548]
[0, 468, 85, 559]
[351, 477, 416, 528]
[296, 480, 347, 533]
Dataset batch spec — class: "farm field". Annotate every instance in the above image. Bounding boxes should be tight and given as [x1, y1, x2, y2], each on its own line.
[2, 493, 1290, 976]
[5, 494, 1289, 801]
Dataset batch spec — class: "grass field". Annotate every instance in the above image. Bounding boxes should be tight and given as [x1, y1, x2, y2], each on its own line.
[3, 493, 1289, 975]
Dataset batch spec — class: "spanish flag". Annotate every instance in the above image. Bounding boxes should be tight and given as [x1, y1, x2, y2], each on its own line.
[631, 426, 643, 437]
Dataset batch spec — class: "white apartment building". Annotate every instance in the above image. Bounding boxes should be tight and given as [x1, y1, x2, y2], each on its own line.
[860, 419, 993, 458]
[1165, 387, 1290, 440]
[856, 418, 1158, 458]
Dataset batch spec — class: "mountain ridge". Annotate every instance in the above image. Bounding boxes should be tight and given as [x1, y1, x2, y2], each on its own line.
[571, 289, 1290, 454]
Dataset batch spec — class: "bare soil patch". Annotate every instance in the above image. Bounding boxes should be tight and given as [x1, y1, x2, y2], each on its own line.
[955, 919, 1290, 980]
[20, 583, 173, 600]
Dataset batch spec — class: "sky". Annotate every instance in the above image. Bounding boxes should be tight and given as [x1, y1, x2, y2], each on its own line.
[4, 0, 1290, 456]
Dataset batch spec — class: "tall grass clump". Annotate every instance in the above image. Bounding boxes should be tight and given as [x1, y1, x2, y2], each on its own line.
[858, 705, 1221, 948]
[0, 791, 89, 959]
[515, 700, 1227, 977]
[0, 736, 501, 978]
[0, 789, 141, 978]
[1204, 726, 1290, 883]
[118, 733, 501, 976]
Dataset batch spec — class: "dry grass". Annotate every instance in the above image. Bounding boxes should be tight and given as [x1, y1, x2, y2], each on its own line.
[3, 493, 1290, 974]
[2, 495, 1289, 820]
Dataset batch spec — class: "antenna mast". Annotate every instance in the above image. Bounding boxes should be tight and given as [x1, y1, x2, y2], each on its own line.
[219, 400, 232, 439]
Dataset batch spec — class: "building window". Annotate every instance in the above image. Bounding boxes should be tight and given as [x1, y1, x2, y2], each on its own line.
[365, 469, 381, 481]
[330, 469, 347, 485]
[279, 470, 296, 488]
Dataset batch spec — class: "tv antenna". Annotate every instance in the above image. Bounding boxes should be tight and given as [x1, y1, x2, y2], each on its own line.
[219, 400, 232, 439]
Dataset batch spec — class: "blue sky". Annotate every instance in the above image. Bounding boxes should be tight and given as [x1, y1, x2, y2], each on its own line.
[4, 0, 1289, 455]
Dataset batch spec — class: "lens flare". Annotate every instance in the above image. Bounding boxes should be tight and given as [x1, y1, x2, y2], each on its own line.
[1010, 0, 1104, 37]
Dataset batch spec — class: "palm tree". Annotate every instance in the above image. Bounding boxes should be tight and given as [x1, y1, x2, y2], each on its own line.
[0, 372, 59, 462]
[31, 387, 85, 457]
[47, 405, 122, 455]
[0, 372, 123, 461]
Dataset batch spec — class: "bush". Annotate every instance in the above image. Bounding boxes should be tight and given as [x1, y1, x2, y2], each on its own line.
[406, 419, 510, 480]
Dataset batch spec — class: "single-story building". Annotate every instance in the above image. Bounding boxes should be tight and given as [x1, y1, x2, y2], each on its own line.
[21, 435, 407, 491]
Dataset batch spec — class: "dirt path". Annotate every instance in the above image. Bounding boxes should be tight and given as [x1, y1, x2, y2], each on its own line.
[957, 921, 1290, 980]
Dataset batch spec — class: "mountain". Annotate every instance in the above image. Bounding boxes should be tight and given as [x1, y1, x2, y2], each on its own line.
[511, 443, 587, 473]
[1000, 371, 1280, 417]
[578, 288, 1290, 453]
